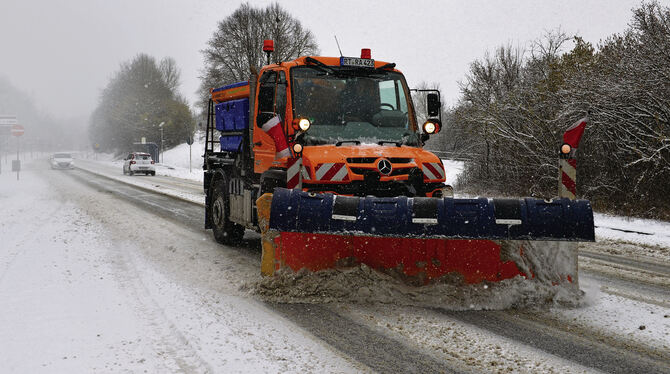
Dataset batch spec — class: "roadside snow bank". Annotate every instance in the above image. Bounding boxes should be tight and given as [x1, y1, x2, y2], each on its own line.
[594, 212, 670, 249]
[441, 159, 464, 186]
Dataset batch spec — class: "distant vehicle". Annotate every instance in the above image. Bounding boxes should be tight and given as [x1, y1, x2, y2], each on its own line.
[123, 152, 156, 176]
[50, 153, 75, 170]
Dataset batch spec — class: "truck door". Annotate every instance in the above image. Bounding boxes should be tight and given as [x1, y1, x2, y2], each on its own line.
[253, 70, 288, 173]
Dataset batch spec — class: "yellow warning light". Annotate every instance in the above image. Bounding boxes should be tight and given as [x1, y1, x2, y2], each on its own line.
[561, 144, 572, 154]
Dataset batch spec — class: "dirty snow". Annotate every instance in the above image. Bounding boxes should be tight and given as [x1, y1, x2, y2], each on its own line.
[248, 265, 582, 309]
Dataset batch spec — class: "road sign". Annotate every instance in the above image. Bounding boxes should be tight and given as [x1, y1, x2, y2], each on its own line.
[0, 115, 18, 125]
[11, 124, 24, 137]
[186, 135, 193, 145]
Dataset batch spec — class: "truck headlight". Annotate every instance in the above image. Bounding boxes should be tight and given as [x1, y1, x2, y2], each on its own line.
[299, 118, 311, 131]
[292, 118, 311, 132]
[423, 120, 440, 134]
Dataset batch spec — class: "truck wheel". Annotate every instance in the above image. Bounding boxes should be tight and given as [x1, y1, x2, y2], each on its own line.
[211, 179, 244, 245]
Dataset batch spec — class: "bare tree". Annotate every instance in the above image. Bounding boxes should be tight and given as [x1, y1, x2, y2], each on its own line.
[449, 2, 670, 218]
[198, 2, 319, 110]
[159, 57, 181, 94]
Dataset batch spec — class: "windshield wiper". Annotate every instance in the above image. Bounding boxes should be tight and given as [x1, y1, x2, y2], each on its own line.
[335, 140, 361, 146]
[305, 57, 336, 74]
[376, 63, 396, 71]
[378, 140, 402, 147]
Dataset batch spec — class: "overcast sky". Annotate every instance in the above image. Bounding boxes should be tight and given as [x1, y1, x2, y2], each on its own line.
[0, 0, 650, 121]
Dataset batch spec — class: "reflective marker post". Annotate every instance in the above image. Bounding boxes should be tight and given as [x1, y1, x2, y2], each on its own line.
[559, 118, 587, 199]
[186, 135, 194, 173]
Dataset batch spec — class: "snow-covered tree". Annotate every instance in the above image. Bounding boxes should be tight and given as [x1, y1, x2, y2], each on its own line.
[89, 54, 194, 154]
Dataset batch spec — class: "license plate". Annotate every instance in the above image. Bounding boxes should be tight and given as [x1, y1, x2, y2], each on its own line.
[140, 167, 148, 170]
[340, 57, 374, 68]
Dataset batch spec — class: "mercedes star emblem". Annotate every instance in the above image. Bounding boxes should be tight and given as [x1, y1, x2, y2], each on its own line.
[377, 159, 392, 175]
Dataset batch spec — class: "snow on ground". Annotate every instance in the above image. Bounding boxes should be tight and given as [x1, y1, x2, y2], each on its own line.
[441, 159, 463, 187]
[4, 154, 670, 373]
[548, 277, 670, 353]
[0, 163, 364, 373]
[161, 140, 204, 173]
[593, 212, 670, 249]
[339, 305, 598, 374]
[75, 157, 205, 206]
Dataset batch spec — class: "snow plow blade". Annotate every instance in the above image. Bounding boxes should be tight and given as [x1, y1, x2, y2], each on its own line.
[257, 188, 594, 285]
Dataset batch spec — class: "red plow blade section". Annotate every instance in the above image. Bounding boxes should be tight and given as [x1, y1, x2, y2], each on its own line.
[274, 233, 526, 285]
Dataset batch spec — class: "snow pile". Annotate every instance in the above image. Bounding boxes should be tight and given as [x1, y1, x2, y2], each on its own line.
[161, 139, 204, 170]
[247, 264, 582, 310]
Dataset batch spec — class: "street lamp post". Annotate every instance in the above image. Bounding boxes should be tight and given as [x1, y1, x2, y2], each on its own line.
[158, 121, 165, 163]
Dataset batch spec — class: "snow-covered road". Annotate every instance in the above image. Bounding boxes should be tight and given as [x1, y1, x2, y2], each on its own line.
[2, 158, 670, 373]
[0, 163, 366, 373]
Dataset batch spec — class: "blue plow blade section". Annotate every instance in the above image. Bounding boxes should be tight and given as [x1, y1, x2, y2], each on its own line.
[268, 188, 595, 242]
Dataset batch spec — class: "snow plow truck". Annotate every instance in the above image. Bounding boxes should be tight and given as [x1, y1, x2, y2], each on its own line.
[203, 42, 594, 287]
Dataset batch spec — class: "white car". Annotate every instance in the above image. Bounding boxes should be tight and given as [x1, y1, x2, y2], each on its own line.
[50, 152, 75, 170]
[123, 152, 156, 176]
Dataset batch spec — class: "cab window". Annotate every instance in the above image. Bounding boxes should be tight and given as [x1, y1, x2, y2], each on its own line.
[257, 71, 288, 128]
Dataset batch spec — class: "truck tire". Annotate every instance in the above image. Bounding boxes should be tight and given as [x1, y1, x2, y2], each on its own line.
[210, 178, 245, 245]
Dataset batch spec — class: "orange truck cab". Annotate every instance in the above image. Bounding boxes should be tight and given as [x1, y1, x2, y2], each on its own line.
[203, 47, 448, 244]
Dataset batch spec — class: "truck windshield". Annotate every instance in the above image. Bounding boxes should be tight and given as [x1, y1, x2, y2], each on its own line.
[291, 66, 419, 146]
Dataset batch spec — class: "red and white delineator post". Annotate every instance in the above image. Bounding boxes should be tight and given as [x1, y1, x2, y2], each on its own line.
[286, 157, 309, 190]
[559, 118, 588, 199]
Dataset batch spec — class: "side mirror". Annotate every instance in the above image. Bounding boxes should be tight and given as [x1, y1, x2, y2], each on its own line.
[427, 93, 441, 117]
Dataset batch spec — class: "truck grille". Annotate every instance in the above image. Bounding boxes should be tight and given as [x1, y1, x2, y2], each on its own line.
[350, 167, 417, 176]
[346, 157, 413, 164]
